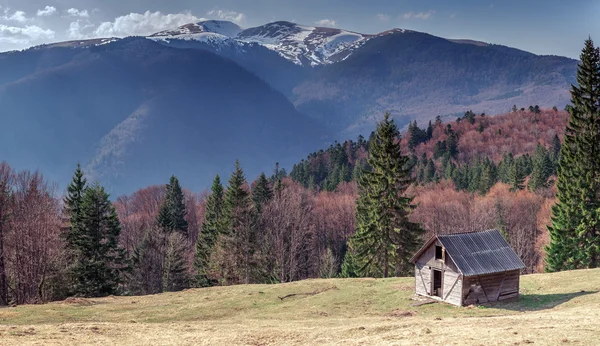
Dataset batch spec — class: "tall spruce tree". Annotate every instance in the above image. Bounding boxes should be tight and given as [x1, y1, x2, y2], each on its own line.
[221, 161, 257, 284]
[63, 164, 87, 249]
[252, 173, 273, 213]
[547, 38, 600, 271]
[508, 160, 526, 192]
[157, 176, 188, 236]
[72, 183, 126, 297]
[528, 144, 553, 191]
[349, 113, 424, 277]
[194, 175, 224, 287]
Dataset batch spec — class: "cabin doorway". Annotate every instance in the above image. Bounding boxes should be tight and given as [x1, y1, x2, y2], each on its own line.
[432, 269, 443, 297]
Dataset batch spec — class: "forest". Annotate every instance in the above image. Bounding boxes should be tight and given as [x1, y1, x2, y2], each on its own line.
[0, 38, 598, 306]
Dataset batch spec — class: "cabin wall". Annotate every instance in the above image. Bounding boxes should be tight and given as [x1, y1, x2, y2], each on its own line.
[442, 270, 462, 306]
[414, 240, 463, 305]
[462, 270, 520, 305]
[415, 263, 431, 296]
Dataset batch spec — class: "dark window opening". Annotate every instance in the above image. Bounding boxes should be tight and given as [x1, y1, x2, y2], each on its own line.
[435, 245, 443, 260]
[432, 270, 443, 297]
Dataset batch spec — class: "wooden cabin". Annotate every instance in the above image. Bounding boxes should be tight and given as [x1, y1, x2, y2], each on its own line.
[410, 229, 525, 306]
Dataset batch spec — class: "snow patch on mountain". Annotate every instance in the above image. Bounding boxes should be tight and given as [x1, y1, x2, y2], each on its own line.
[147, 20, 406, 66]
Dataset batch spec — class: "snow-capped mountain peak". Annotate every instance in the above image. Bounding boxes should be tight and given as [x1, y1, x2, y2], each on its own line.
[147, 20, 406, 66]
[236, 21, 372, 66]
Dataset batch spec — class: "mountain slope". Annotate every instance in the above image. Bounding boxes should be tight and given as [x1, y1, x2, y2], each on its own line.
[292, 30, 577, 135]
[0, 38, 327, 194]
[1, 269, 599, 345]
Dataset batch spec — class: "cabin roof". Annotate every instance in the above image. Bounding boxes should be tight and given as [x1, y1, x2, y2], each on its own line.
[410, 229, 526, 276]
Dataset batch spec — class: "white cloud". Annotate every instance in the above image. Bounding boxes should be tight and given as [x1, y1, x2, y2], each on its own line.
[401, 10, 435, 20]
[206, 9, 246, 25]
[315, 19, 336, 27]
[449, 13, 457, 19]
[5, 10, 28, 23]
[0, 24, 54, 45]
[94, 11, 199, 37]
[37, 6, 57, 17]
[66, 8, 89, 18]
[68, 20, 95, 39]
[376, 14, 390, 22]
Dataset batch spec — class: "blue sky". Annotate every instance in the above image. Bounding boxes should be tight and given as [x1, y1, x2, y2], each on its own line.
[0, 0, 597, 57]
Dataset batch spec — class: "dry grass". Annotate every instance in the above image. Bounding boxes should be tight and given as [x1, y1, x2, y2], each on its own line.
[1, 269, 599, 345]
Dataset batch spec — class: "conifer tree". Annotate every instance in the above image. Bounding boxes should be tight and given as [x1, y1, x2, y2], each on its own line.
[348, 113, 424, 277]
[508, 160, 526, 192]
[550, 134, 562, 170]
[63, 164, 87, 249]
[157, 176, 188, 236]
[547, 38, 600, 271]
[252, 173, 273, 213]
[478, 159, 497, 195]
[194, 175, 224, 287]
[72, 183, 126, 297]
[424, 159, 435, 183]
[529, 144, 553, 191]
[220, 161, 257, 284]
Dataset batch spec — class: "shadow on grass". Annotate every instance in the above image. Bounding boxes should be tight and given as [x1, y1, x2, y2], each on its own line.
[494, 290, 597, 312]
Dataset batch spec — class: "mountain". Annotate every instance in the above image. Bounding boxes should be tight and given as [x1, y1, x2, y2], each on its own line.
[292, 30, 577, 135]
[0, 37, 327, 195]
[236, 21, 376, 66]
[0, 20, 580, 193]
[145, 20, 577, 136]
[149, 20, 242, 42]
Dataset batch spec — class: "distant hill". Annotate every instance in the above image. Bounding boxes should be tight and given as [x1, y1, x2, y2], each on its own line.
[0, 37, 327, 195]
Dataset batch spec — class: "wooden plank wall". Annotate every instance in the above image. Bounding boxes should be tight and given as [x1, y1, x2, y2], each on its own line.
[415, 263, 431, 296]
[462, 270, 520, 305]
[442, 270, 462, 306]
[414, 239, 463, 305]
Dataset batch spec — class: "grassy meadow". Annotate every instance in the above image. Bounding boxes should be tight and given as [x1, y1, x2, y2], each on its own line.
[0, 269, 599, 345]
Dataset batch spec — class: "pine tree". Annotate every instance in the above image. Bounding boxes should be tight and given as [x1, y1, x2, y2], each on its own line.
[550, 134, 562, 170]
[252, 173, 273, 213]
[63, 164, 87, 249]
[426, 120, 433, 140]
[157, 176, 188, 236]
[424, 159, 435, 183]
[547, 38, 600, 271]
[348, 113, 424, 277]
[529, 144, 553, 191]
[220, 161, 256, 284]
[194, 175, 224, 287]
[479, 159, 497, 195]
[72, 183, 126, 297]
[508, 160, 526, 192]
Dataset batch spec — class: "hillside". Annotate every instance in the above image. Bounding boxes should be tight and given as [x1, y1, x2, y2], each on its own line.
[0, 37, 327, 195]
[293, 31, 576, 134]
[0, 269, 598, 345]
[146, 20, 577, 135]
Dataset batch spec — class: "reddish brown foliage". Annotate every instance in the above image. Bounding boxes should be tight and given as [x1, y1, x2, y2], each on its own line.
[407, 109, 568, 162]
[411, 182, 552, 272]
